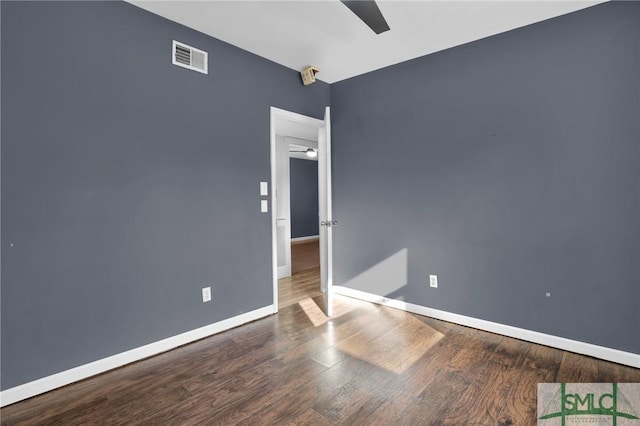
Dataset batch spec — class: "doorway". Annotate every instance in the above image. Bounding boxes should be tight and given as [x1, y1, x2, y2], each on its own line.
[270, 107, 333, 316]
[289, 141, 320, 275]
[283, 140, 321, 310]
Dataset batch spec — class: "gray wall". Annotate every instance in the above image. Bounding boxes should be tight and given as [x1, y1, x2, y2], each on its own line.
[331, 2, 639, 354]
[290, 158, 319, 238]
[1, 1, 329, 390]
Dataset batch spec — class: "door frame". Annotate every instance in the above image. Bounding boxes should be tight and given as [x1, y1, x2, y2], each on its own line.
[275, 134, 292, 279]
[270, 107, 325, 313]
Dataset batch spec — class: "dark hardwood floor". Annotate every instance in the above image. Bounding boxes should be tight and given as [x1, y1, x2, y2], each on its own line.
[2, 268, 639, 425]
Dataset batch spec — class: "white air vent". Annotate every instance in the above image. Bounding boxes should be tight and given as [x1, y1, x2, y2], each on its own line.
[172, 40, 208, 74]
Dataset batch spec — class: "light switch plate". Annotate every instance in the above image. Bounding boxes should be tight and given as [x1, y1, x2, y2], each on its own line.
[261, 199, 268, 213]
[260, 181, 268, 196]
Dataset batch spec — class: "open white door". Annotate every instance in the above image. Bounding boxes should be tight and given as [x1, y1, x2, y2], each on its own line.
[318, 107, 333, 317]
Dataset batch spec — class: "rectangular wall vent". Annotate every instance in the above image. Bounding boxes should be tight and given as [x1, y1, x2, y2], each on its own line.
[172, 40, 208, 74]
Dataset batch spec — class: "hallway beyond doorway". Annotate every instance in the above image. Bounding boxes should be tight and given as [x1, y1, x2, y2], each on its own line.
[291, 239, 319, 274]
[278, 239, 321, 309]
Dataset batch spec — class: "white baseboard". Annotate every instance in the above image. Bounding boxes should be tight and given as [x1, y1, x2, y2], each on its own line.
[0, 305, 274, 407]
[291, 235, 319, 243]
[333, 286, 640, 369]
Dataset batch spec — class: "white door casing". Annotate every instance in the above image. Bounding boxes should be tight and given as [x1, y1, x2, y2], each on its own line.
[270, 107, 325, 313]
[275, 135, 292, 279]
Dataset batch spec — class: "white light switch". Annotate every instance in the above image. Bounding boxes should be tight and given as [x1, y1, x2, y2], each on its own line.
[261, 199, 269, 213]
[260, 181, 268, 196]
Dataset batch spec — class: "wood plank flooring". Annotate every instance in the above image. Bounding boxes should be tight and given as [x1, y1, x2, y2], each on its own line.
[278, 240, 321, 309]
[291, 239, 319, 275]
[2, 270, 639, 425]
[278, 267, 323, 310]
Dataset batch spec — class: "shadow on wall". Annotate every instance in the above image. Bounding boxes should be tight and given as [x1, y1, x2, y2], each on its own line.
[339, 248, 408, 300]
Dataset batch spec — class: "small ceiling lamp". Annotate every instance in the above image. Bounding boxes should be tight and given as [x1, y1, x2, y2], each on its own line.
[289, 147, 318, 158]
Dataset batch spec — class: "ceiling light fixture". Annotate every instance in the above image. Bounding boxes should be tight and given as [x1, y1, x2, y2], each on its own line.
[289, 147, 318, 158]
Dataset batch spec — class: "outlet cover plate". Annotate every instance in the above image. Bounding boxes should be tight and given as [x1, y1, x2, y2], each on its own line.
[202, 286, 212, 302]
[429, 275, 438, 288]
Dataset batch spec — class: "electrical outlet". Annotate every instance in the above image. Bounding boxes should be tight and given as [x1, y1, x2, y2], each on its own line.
[202, 286, 212, 303]
[429, 275, 438, 288]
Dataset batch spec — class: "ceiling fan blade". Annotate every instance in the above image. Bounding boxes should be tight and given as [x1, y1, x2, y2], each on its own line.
[340, 0, 390, 35]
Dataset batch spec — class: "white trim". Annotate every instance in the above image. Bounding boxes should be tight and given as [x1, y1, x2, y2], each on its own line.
[275, 134, 292, 279]
[291, 235, 319, 243]
[0, 305, 274, 407]
[333, 286, 640, 369]
[270, 109, 277, 312]
[270, 107, 324, 314]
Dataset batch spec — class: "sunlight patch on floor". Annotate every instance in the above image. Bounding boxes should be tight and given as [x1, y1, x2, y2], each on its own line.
[334, 314, 444, 374]
[296, 295, 355, 327]
[297, 294, 443, 374]
[297, 297, 329, 327]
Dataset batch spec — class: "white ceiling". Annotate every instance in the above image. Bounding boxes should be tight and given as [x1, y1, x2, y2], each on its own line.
[277, 118, 319, 142]
[276, 118, 319, 160]
[129, 0, 604, 83]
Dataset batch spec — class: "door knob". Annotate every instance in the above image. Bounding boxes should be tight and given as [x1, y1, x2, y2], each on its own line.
[332, 220, 339, 227]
